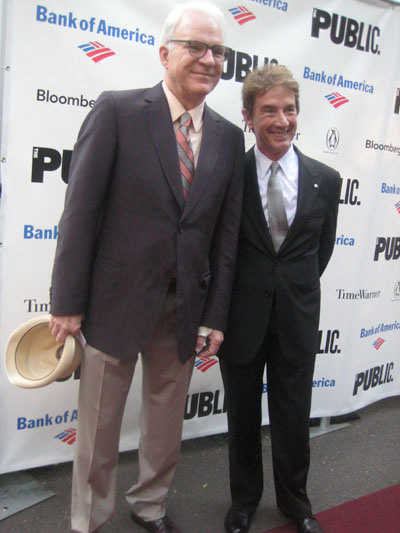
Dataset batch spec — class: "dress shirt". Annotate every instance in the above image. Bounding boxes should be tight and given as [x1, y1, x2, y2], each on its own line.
[255, 144, 299, 228]
[162, 82, 211, 340]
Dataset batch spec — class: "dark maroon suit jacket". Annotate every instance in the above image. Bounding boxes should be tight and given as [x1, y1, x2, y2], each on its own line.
[50, 82, 244, 362]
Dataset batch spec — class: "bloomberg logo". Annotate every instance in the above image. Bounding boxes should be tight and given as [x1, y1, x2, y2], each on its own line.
[311, 8, 380, 55]
[37, 89, 96, 108]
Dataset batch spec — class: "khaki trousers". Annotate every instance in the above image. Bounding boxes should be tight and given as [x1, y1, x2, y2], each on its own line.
[71, 293, 195, 533]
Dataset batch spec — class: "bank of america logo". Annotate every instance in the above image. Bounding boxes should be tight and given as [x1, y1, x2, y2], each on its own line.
[325, 92, 349, 108]
[228, 6, 256, 25]
[372, 337, 385, 350]
[395, 201, 400, 214]
[55, 428, 77, 445]
[78, 42, 116, 63]
[195, 356, 219, 372]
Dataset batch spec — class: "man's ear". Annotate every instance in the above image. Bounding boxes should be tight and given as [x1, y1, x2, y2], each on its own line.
[159, 45, 169, 68]
[242, 108, 253, 132]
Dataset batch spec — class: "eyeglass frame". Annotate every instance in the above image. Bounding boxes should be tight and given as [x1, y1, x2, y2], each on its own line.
[168, 39, 232, 62]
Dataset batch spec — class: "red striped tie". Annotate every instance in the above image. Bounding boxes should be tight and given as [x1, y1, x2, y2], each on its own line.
[176, 112, 194, 200]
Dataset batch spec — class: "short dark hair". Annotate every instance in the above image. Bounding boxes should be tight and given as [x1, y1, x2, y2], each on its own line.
[242, 64, 300, 115]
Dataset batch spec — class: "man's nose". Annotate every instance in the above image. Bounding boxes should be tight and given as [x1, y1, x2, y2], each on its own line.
[198, 48, 216, 65]
[275, 110, 289, 126]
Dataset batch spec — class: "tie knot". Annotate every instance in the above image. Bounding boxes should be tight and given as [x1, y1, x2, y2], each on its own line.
[270, 162, 280, 176]
[179, 112, 192, 128]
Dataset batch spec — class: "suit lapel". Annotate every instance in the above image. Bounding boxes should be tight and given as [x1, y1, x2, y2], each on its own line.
[243, 148, 275, 253]
[181, 105, 222, 220]
[142, 83, 185, 210]
[280, 146, 322, 251]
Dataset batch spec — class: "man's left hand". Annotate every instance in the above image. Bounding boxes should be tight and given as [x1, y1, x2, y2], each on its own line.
[195, 329, 224, 357]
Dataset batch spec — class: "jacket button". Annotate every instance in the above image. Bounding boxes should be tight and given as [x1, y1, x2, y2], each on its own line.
[177, 225, 183, 233]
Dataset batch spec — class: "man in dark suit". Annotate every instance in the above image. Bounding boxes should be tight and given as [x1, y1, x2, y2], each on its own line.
[220, 65, 341, 533]
[49, 3, 244, 532]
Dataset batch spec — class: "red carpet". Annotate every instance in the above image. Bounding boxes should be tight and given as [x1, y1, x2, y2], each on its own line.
[265, 484, 400, 533]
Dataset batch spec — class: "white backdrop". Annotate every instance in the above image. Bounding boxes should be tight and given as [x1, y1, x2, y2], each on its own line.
[0, 0, 399, 474]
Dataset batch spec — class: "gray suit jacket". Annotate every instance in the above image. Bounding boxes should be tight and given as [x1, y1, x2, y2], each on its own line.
[219, 145, 341, 366]
[50, 82, 244, 362]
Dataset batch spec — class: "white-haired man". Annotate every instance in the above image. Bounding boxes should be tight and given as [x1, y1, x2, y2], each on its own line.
[49, 2, 244, 532]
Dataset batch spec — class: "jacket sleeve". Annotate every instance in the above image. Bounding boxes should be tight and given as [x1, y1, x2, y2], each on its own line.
[200, 129, 245, 331]
[318, 171, 342, 276]
[50, 92, 117, 316]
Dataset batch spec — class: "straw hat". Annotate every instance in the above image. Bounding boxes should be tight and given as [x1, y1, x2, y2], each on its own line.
[5, 314, 83, 388]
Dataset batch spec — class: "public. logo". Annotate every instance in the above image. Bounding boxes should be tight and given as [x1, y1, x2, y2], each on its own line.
[394, 88, 400, 115]
[195, 356, 219, 373]
[393, 281, 400, 301]
[326, 127, 339, 150]
[395, 201, 400, 214]
[228, 6, 256, 25]
[78, 41, 115, 63]
[352, 362, 394, 396]
[325, 92, 349, 108]
[372, 337, 385, 350]
[54, 428, 77, 445]
[32, 146, 72, 184]
[311, 8, 381, 55]
[373, 237, 400, 261]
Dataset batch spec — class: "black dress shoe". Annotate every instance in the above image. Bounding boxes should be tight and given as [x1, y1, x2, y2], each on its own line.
[131, 511, 181, 533]
[224, 509, 252, 533]
[296, 516, 324, 533]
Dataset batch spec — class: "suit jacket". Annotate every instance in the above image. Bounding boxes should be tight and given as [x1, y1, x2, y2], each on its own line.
[50, 82, 244, 363]
[219, 145, 341, 366]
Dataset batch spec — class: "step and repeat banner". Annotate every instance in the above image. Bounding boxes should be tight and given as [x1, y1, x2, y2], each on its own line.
[0, 0, 399, 473]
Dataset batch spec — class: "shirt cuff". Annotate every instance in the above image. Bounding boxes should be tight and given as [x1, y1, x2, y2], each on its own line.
[198, 326, 212, 337]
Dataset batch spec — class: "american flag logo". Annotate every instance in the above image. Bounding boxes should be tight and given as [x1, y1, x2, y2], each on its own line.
[395, 201, 400, 214]
[195, 357, 219, 373]
[372, 337, 385, 350]
[325, 92, 350, 108]
[228, 6, 256, 25]
[78, 42, 116, 63]
[54, 428, 77, 445]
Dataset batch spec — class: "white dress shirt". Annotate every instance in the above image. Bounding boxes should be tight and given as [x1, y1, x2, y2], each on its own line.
[255, 144, 299, 228]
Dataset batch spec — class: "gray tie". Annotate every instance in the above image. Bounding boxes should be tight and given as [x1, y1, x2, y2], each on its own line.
[267, 162, 288, 252]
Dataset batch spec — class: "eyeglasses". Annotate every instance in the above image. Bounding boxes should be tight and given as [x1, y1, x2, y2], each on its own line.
[168, 40, 232, 62]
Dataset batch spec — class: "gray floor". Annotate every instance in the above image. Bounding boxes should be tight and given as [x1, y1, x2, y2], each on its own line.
[0, 395, 399, 532]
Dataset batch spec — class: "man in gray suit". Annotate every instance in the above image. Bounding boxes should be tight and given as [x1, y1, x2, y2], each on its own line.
[49, 3, 244, 532]
[220, 65, 341, 533]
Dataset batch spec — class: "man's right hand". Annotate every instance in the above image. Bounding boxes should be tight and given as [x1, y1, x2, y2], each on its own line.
[49, 315, 84, 344]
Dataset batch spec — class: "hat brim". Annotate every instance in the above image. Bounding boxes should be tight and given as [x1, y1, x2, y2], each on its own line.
[5, 315, 83, 389]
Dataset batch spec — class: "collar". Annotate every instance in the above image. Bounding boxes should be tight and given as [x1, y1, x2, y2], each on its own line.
[254, 144, 297, 179]
[162, 81, 204, 132]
